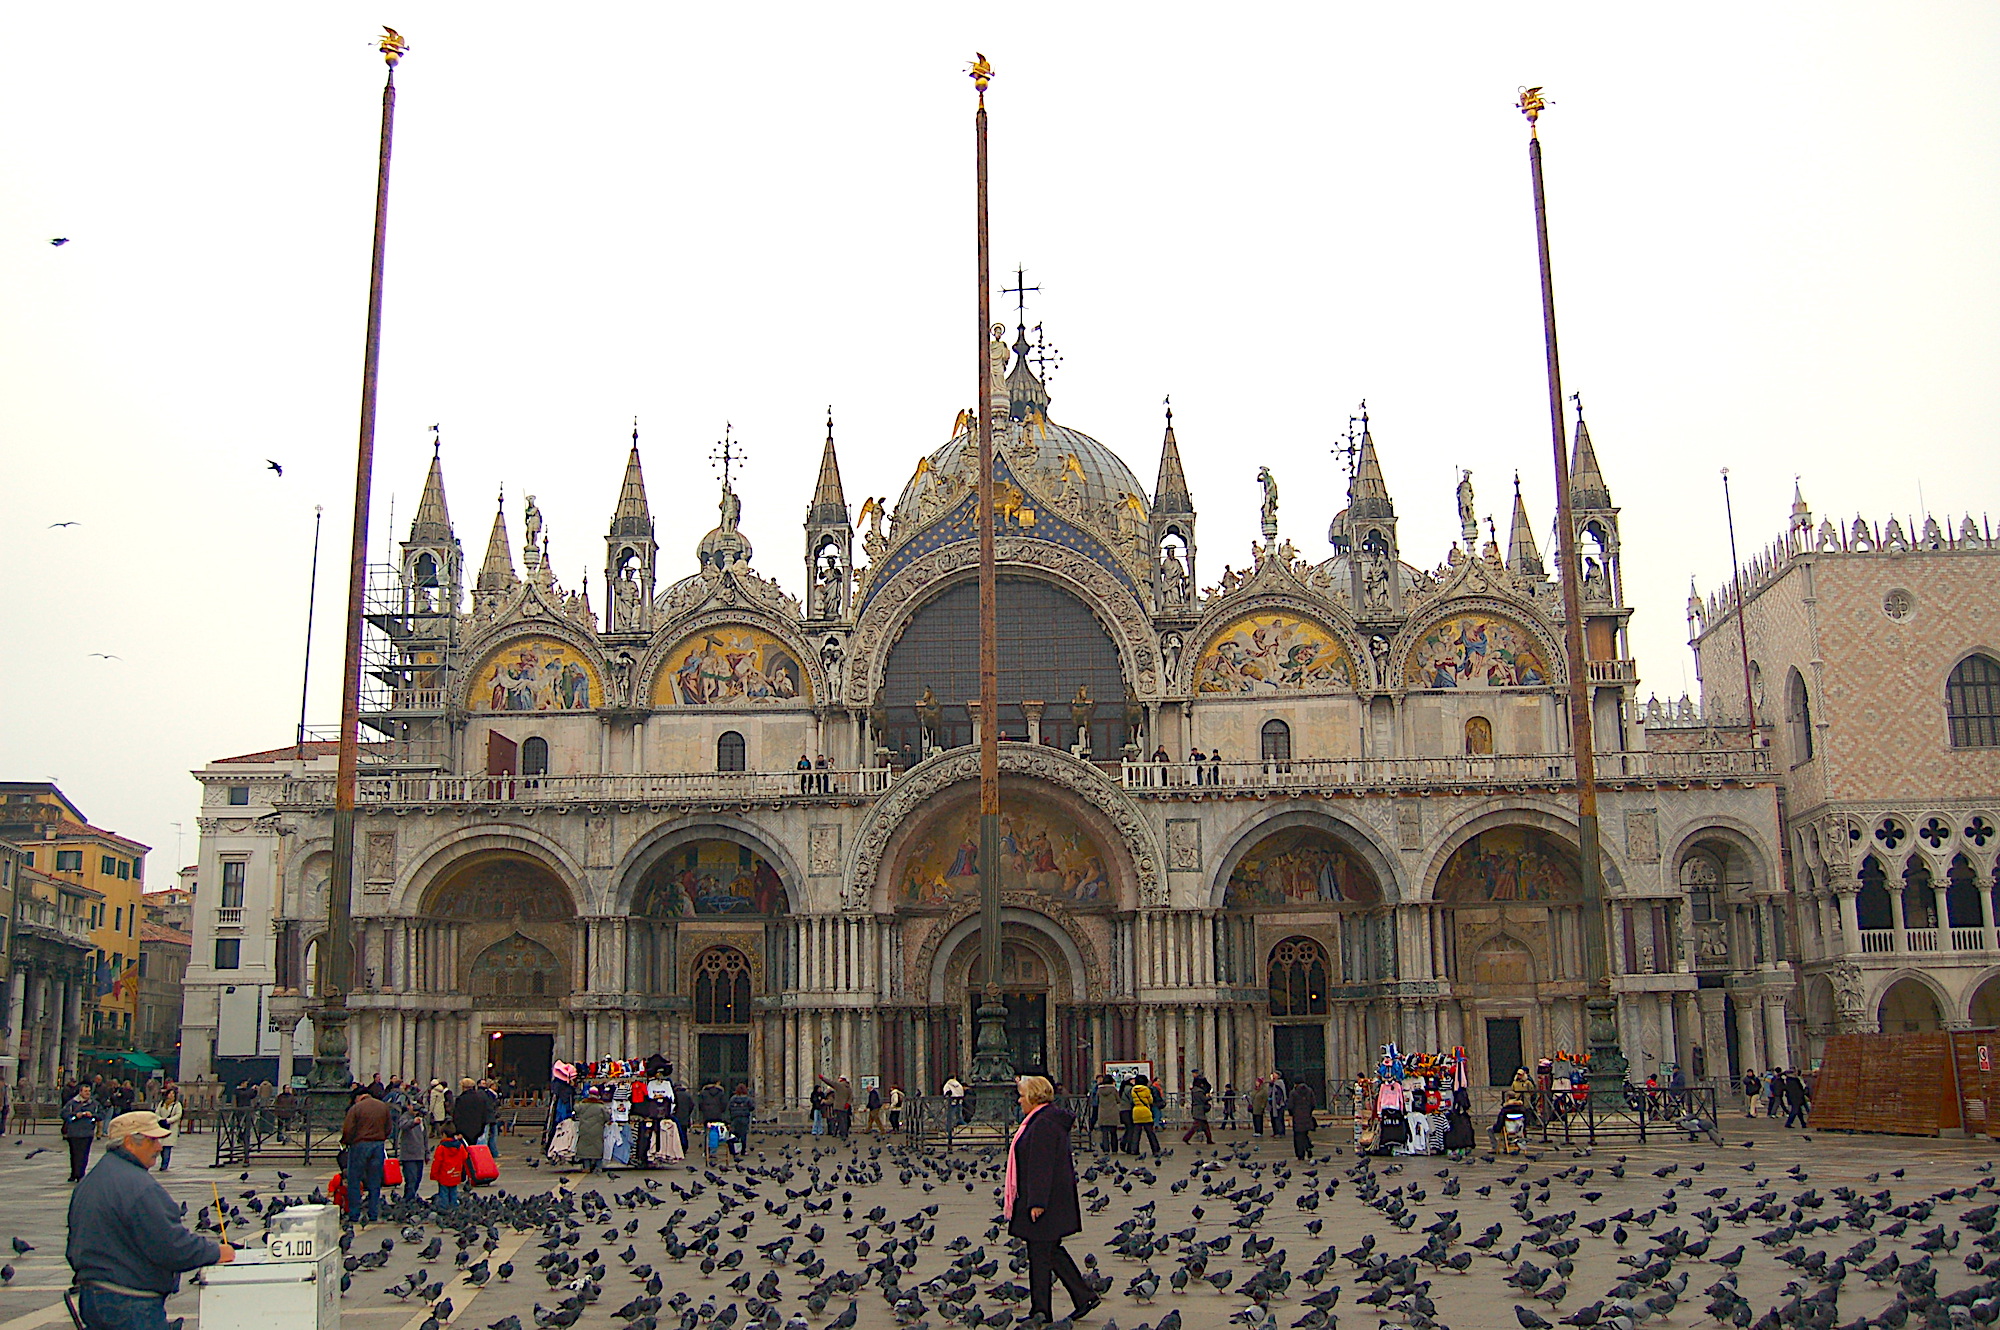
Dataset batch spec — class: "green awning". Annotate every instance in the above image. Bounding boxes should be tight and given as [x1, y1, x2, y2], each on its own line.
[82, 1049, 164, 1070]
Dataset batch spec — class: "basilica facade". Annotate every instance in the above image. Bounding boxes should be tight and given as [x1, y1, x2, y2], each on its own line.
[181, 329, 1783, 1106]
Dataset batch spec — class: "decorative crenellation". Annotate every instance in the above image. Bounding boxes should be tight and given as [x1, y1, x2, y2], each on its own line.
[1698, 510, 1996, 630]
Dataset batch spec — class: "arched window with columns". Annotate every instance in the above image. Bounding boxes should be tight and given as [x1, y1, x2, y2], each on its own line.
[693, 945, 753, 1024]
[1268, 937, 1330, 1017]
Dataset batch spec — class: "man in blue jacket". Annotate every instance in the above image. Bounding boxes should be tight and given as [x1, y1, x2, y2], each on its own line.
[67, 1111, 235, 1330]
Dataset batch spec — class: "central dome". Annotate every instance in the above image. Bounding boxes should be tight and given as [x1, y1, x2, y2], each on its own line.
[895, 417, 1149, 521]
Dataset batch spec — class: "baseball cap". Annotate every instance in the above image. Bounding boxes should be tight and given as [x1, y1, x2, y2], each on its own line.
[107, 1110, 174, 1141]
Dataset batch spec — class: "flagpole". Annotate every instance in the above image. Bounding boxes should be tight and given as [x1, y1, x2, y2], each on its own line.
[317, 27, 406, 1105]
[1518, 87, 1626, 1102]
[968, 54, 1014, 1100]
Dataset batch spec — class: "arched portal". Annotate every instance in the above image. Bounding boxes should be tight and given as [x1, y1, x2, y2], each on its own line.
[1972, 973, 2000, 1028]
[1879, 977, 1944, 1033]
[940, 922, 1075, 1083]
[626, 836, 790, 999]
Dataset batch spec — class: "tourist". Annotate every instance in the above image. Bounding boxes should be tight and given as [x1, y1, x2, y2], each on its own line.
[1287, 1077, 1318, 1160]
[572, 1089, 608, 1173]
[816, 1074, 853, 1139]
[1220, 1081, 1237, 1130]
[431, 1124, 471, 1208]
[62, 1081, 101, 1183]
[1740, 1068, 1762, 1118]
[340, 1085, 394, 1223]
[727, 1082, 755, 1160]
[66, 1110, 234, 1330]
[1006, 1075, 1100, 1326]
[395, 1102, 430, 1205]
[810, 1082, 828, 1136]
[888, 1085, 905, 1133]
[1781, 1070, 1811, 1128]
[451, 1076, 491, 1150]
[1268, 1071, 1288, 1136]
[1765, 1070, 1784, 1120]
[1091, 1074, 1120, 1153]
[427, 1078, 450, 1130]
[943, 1076, 967, 1126]
[1182, 1072, 1213, 1145]
[1122, 1074, 1160, 1159]
[797, 753, 814, 793]
[1247, 1077, 1267, 1137]
[1189, 746, 1206, 785]
[866, 1082, 884, 1133]
[155, 1085, 184, 1171]
[0, 1070, 10, 1137]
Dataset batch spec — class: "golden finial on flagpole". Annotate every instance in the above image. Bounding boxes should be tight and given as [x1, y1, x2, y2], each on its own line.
[1517, 85, 1548, 136]
[379, 26, 409, 68]
[969, 52, 994, 104]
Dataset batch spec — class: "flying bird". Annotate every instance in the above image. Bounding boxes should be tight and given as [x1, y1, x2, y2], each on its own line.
[266, 460, 284, 475]
[50, 238, 69, 246]
[48, 521, 77, 528]
[88, 653, 123, 660]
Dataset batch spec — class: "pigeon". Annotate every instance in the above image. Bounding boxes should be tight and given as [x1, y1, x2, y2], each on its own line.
[51, 238, 69, 246]
[267, 460, 284, 475]
[1515, 1308, 1554, 1330]
[11, 1239, 32, 1255]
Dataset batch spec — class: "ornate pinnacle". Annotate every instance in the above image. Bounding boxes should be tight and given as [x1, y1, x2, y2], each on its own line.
[969, 52, 994, 98]
[379, 27, 409, 68]
[1517, 85, 1547, 135]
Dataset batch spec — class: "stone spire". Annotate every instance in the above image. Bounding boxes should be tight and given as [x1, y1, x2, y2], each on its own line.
[1346, 421, 1395, 520]
[408, 444, 454, 543]
[1005, 323, 1050, 422]
[1789, 478, 1813, 535]
[1153, 403, 1193, 515]
[1506, 473, 1544, 577]
[1569, 413, 1612, 509]
[476, 491, 518, 594]
[806, 413, 850, 528]
[610, 433, 654, 540]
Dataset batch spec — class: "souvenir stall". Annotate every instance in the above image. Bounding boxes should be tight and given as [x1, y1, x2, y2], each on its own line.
[1357, 1045, 1476, 1158]
[545, 1055, 690, 1167]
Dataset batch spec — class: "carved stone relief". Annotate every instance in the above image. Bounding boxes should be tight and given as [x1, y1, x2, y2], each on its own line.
[808, 824, 841, 877]
[1166, 820, 1202, 874]
[1624, 809, 1660, 864]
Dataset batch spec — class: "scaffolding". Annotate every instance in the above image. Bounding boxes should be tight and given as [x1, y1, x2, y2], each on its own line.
[354, 562, 456, 768]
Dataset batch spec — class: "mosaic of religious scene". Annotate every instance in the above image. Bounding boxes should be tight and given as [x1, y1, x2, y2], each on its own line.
[1223, 827, 1382, 909]
[471, 637, 597, 712]
[1194, 613, 1352, 694]
[657, 626, 809, 706]
[1405, 614, 1551, 689]
[637, 840, 787, 916]
[900, 801, 1112, 908]
[1434, 827, 1581, 903]
[427, 857, 575, 921]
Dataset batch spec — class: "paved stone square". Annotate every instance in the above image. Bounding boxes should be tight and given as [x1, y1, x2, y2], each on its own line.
[6, 1116, 2000, 1330]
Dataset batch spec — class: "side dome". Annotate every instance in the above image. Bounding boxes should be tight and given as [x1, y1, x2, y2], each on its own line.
[895, 418, 1151, 537]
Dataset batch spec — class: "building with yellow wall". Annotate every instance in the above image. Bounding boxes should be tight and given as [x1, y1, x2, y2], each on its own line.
[0, 783, 150, 1049]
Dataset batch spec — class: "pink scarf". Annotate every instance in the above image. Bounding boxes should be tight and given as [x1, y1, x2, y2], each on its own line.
[1004, 1103, 1045, 1219]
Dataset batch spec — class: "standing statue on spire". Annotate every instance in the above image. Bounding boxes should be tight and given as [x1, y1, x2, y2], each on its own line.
[1257, 466, 1280, 541]
[1455, 470, 1476, 545]
[523, 494, 544, 557]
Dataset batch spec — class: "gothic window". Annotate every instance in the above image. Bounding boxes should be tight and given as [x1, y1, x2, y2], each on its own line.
[1680, 854, 1721, 923]
[693, 946, 752, 1024]
[717, 731, 746, 772]
[1856, 855, 1893, 930]
[1903, 856, 1937, 929]
[1260, 719, 1292, 763]
[1948, 654, 2000, 748]
[1947, 854, 1984, 928]
[1785, 668, 1814, 762]
[1464, 716, 1494, 756]
[1268, 936, 1330, 1017]
[415, 553, 439, 587]
[521, 737, 549, 779]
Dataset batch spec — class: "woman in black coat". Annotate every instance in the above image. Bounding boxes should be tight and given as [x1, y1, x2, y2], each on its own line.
[1006, 1076, 1102, 1324]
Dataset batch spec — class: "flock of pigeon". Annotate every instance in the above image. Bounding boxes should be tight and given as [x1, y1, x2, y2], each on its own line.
[12, 1129, 2000, 1330]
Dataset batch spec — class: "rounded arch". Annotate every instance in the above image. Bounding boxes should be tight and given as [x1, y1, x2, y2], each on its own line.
[1663, 819, 1775, 896]
[1419, 802, 1624, 904]
[469, 932, 566, 1000]
[387, 825, 589, 918]
[1467, 932, 1540, 995]
[853, 745, 1163, 911]
[690, 944, 754, 1024]
[640, 611, 821, 709]
[1268, 935, 1331, 1016]
[613, 816, 807, 917]
[1397, 600, 1566, 692]
[1208, 807, 1401, 909]
[1186, 602, 1360, 697]
[846, 539, 1160, 704]
[1877, 973, 1948, 1033]
[420, 851, 579, 922]
[923, 906, 1090, 1006]
[1968, 968, 2000, 1027]
[460, 627, 606, 713]
[1945, 650, 2000, 749]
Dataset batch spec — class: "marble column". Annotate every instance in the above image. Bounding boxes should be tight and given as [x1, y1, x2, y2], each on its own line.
[1836, 888, 1861, 955]
[61, 978, 82, 1074]
[1, 971, 23, 1074]
[1762, 998, 1790, 1069]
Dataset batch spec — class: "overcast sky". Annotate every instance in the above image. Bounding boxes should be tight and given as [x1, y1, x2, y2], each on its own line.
[4, 4, 1996, 872]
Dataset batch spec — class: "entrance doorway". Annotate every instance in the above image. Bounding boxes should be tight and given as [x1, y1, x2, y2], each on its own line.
[1273, 1024, 1327, 1108]
[1485, 1017, 1524, 1086]
[967, 992, 1048, 1076]
[487, 1031, 554, 1091]
[699, 1032, 751, 1091]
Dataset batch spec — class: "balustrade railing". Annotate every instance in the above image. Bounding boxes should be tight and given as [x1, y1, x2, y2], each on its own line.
[1122, 747, 1769, 792]
[279, 767, 895, 806]
[1905, 928, 1940, 952]
[1952, 927, 1989, 952]
[1858, 929, 1897, 953]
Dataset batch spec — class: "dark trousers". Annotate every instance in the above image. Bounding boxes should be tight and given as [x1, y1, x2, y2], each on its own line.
[1026, 1239, 1093, 1318]
[1122, 1122, 1160, 1156]
[77, 1284, 166, 1330]
[1783, 1102, 1808, 1127]
[1292, 1128, 1314, 1160]
[400, 1160, 424, 1203]
[1098, 1126, 1119, 1153]
[635, 1117, 657, 1165]
[345, 1140, 386, 1221]
[67, 1135, 92, 1180]
[1182, 1119, 1212, 1144]
[1271, 1106, 1286, 1135]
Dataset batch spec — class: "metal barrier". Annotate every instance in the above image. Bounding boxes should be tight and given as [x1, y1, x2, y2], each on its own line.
[211, 1106, 343, 1169]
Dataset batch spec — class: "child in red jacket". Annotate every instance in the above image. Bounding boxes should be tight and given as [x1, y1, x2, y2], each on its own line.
[431, 1126, 472, 1209]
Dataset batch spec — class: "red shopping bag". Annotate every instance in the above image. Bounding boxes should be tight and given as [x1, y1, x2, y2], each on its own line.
[383, 1158, 404, 1186]
[467, 1143, 499, 1184]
